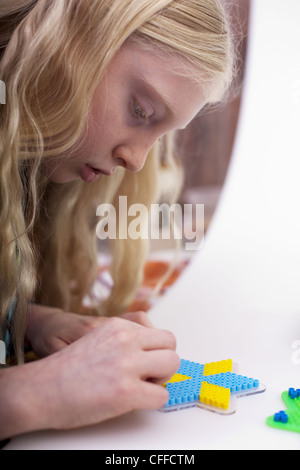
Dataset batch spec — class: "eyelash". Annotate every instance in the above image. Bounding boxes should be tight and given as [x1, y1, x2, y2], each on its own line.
[132, 99, 149, 122]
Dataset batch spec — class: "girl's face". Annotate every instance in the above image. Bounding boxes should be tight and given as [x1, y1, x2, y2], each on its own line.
[44, 42, 210, 184]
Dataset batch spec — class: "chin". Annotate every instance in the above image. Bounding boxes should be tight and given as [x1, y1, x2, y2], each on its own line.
[48, 173, 79, 184]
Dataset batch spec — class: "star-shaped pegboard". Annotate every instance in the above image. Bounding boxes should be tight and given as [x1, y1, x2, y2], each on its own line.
[160, 359, 265, 415]
[266, 388, 300, 433]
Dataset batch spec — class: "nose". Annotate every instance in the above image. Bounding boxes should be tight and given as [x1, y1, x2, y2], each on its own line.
[113, 143, 151, 173]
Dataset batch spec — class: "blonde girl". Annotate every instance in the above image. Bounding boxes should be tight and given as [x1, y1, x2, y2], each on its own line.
[0, 0, 234, 440]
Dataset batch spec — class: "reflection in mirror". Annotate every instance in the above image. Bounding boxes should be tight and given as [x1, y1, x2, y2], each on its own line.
[141, 1, 251, 309]
[178, 0, 250, 236]
[96, 1, 251, 313]
[152, 0, 250, 251]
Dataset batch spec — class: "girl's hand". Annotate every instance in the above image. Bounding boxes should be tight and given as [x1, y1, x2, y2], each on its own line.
[1, 315, 179, 439]
[26, 304, 154, 358]
[43, 317, 180, 429]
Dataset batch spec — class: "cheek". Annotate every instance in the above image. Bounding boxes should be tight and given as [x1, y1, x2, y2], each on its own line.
[86, 107, 117, 152]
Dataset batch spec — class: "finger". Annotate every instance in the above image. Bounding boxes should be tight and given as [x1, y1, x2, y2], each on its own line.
[121, 311, 154, 328]
[134, 380, 170, 410]
[139, 328, 177, 352]
[139, 349, 180, 385]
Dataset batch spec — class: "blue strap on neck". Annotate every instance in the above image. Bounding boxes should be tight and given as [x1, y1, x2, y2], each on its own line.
[4, 300, 16, 351]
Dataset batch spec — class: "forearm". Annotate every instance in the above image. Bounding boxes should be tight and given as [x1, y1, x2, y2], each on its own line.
[0, 360, 56, 440]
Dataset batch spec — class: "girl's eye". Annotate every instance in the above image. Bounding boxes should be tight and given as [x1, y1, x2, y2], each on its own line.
[132, 99, 150, 122]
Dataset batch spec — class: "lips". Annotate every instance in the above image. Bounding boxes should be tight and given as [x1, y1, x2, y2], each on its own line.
[80, 164, 112, 183]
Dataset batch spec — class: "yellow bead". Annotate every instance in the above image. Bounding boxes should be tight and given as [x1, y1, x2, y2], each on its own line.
[199, 382, 231, 410]
[203, 359, 233, 376]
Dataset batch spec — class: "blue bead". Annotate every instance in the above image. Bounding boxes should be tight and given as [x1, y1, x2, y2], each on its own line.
[274, 413, 281, 422]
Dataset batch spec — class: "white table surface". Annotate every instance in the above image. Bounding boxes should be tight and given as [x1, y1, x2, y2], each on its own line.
[5, 0, 300, 450]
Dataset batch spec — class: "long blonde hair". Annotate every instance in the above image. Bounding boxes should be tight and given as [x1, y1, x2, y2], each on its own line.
[0, 0, 235, 363]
